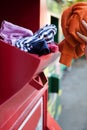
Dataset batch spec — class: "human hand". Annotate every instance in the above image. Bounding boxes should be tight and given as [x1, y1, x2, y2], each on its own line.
[77, 20, 87, 58]
[77, 20, 87, 42]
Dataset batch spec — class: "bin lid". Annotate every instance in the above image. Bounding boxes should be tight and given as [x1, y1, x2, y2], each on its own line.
[0, 40, 59, 104]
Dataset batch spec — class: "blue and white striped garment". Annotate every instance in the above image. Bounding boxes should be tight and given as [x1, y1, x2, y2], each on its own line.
[34, 24, 57, 43]
[15, 24, 57, 54]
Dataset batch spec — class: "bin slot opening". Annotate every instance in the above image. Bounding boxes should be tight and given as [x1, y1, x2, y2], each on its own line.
[29, 72, 47, 90]
[39, 72, 47, 85]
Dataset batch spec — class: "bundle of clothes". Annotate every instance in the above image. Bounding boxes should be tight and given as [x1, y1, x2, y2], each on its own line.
[0, 20, 58, 56]
[1, 2, 86, 67]
[59, 2, 87, 67]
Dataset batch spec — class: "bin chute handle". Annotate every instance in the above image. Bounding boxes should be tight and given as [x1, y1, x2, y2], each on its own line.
[29, 72, 47, 90]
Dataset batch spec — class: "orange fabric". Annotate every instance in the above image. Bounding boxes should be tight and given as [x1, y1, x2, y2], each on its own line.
[59, 2, 87, 67]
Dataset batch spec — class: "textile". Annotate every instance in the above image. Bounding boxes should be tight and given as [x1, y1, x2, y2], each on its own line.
[15, 24, 57, 55]
[59, 2, 87, 66]
[0, 20, 33, 45]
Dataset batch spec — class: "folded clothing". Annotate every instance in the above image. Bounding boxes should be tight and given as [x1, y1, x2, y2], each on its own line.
[48, 43, 59, 52]
[0, 20, 33, 45]
[15, 36, 50, 56]
[34, 24, 57, 44]
[59, 2, 87, 66]
[15, 24, 58, 55]
[0, 21, 58, 56]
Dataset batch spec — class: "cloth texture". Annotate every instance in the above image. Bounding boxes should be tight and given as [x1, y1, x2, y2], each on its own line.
[0, 20, 33, 45]
[15, 36, 50, 56]
[15, 24, 57, 55]
[59, 2, 87, 66]
[0, 21, 58, 56]
[34, 24, 57, 43]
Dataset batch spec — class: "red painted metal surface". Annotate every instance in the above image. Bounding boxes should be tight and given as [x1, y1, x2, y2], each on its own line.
[0, 40, 60, 129]
[47, 112, 62, 130]
[0, 82, 48, 130]
[0, 1, 61, 129]
[0, 40, 59, 105]
[21, 103, 42, 130]
[0, 0, 47, 32]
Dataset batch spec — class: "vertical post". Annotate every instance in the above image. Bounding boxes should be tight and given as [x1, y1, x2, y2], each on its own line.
[43, 88, 48, 130]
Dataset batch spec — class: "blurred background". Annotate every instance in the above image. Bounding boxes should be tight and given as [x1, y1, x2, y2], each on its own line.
[45, 0, 87, 130]
[1, 0, 87, 129]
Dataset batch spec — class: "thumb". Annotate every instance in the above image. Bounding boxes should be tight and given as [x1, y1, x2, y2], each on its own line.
[77, 32, 87, 43]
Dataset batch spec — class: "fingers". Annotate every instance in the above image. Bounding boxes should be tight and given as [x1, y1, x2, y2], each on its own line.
[76, 20, 87, 43]
[82, 20, 87, 30]
[77, 32, 87, 42]
[77, 31, 87, 58]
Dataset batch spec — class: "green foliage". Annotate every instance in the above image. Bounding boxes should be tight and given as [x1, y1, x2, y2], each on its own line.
[46, 0, 87, 14]
[65, 0, 87, 7]
[46, 0, 63, 14]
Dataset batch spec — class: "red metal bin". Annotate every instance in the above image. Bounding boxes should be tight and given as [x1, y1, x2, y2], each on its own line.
[0, 40, 59, 104]
[0, 0, 62, 129]
[0, 40, 62, 130]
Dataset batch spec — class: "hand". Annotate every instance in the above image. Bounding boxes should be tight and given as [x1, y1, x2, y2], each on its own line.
[77, 20, 87, 58]
[77, 20, 87, 42]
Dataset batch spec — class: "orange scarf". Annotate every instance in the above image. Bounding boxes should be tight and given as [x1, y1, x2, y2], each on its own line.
[59, 2, 87, 66]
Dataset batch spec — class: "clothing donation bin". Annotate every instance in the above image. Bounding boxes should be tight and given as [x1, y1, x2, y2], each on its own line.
[0, 40, 62, 130]
[0, 0, 62, 129]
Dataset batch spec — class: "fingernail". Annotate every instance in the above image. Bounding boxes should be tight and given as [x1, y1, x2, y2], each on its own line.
[76, 32, 82, 37]
[82, 20, 86, 24]
[82, 20, 85, 22]
[77, 32, 80, 35]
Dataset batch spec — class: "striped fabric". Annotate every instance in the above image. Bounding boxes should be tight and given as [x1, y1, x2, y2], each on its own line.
[34, 24, 57, 43]
[15, 24, 57, 53]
